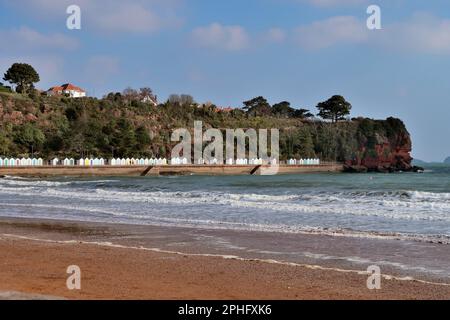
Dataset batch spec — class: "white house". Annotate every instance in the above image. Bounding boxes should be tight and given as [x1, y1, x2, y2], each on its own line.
[47, 83, 86, 98]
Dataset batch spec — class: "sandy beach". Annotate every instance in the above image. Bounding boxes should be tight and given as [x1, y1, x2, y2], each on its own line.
[0, 218, 449, 300]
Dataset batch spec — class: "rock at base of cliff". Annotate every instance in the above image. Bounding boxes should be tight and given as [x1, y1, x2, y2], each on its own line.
[343, 165, 368, 173]
[344, 164, 424, 173]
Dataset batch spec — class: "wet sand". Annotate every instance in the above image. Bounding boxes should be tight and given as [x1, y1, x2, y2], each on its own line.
[0, 218, 449, 300]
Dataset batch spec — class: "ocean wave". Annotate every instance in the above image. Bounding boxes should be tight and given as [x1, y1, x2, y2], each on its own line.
[1, 184, 450, 222]
[1, 201, 450, 245]
[0, 178, 119, 188]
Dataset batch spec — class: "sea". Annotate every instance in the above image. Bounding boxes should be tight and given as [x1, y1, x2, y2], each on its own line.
[1, 165, 450, 283]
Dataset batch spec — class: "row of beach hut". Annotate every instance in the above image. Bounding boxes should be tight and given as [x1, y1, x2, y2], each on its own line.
[0, 157, 320, 167]
[57, 158, 168, 166]
[171, 158, 274, 165]
[0, 158, 44, 167]
[110, 158, 168, 166]
[287, 158, 321, 165]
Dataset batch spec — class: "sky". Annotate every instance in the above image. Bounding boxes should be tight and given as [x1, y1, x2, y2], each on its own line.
[0, 0, 449, 161]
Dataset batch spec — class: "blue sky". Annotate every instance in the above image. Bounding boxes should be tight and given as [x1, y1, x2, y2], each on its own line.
[1, 0, 450, 161]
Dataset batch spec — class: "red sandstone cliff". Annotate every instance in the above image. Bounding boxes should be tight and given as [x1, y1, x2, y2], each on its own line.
[344, 118, 419, 173]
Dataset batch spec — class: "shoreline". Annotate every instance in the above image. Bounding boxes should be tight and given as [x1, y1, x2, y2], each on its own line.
[0, 164, 344, 177]
[0, 217, 449, 300]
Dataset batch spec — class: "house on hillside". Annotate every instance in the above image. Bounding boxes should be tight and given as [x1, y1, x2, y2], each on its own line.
[47, 83, 86, 98]
[216, 107, 234, 113]
[141, 94, 158, 106]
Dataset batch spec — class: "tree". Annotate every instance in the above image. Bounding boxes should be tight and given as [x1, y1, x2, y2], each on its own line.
[139, 87, 157, 104]
[168, 94, 181, 105]
[180, 94, 194, 106]
[316, 95, 352, 123]
[13, 123, 45, 152]
[168, 94, 194, 106]
[272, 101, 294, 118]
[294, 127, 316, 158]
[0, 132, 11, 155]
[293, 108, 314, 119]
[136, 126, 151, 151]
[3, 63, 40, 94]
[243, 96, 272, 117]
[122, 87, 140, 104]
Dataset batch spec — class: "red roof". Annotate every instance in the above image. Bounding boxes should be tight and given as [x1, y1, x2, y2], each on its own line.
[48, 86, 63, 92]
[48, 83, 85, 93]
[61, 83, 85, 92]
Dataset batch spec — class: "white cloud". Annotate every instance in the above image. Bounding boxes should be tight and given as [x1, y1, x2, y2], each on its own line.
[95, 4, 162, 33]
[299, 0, 368, 7]
[291, 12, 450, 55]
[0, 26, 78, 53]
[191, 23, 250, 51]
[379, 13, 450, 55]
[294, 16, 368, 49]
[8, 0, 182, 34]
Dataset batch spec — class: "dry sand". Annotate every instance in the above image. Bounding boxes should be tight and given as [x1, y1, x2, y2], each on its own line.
[0, 219, 449, 300]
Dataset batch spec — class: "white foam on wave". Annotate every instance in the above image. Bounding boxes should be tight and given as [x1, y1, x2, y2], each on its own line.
[1, 184, 450, 223]
[1, 202, 449, 245]
[2, 178, 450, 244]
